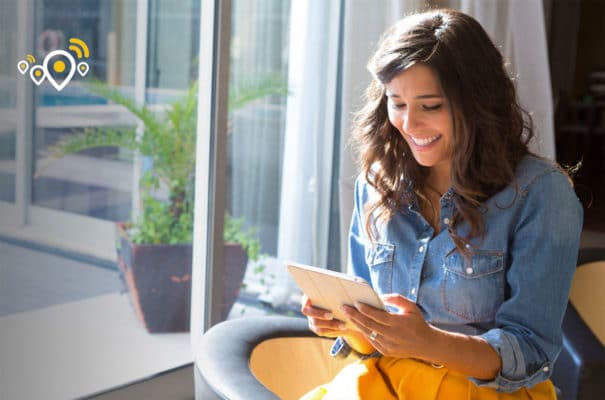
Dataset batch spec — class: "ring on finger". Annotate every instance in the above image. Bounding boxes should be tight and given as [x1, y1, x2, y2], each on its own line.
[369, 331, 378, 341]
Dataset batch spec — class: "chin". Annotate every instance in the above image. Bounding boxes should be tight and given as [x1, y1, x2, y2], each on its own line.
[412, 156, 437, 168]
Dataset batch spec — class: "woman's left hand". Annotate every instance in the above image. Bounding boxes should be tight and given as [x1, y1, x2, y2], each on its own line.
[340, 293, 435, 359]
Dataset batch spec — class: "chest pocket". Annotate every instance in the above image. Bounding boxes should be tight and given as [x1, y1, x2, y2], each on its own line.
[365, 242, 395, 294]
[441, 250, 504, 323]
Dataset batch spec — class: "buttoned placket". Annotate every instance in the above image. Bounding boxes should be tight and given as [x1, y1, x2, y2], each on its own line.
[407, 190, 455, 303]
[439, 194, 454, 235]
[406, 198, 432, 302]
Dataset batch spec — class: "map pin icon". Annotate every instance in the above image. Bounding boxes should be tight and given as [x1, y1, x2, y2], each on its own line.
[77, 62, 89, 77]
[29, 65, 45, 86]
[43, 50, 76, 91]
[17, 61, 29, 74]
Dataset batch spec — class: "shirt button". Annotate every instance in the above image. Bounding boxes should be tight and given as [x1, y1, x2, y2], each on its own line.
[543, 366, 549, 372]
[418, 245, 425, 253]
[465, 267, 473, 275]
[443, 217, 451, 225]
[411, 288, 416, 295]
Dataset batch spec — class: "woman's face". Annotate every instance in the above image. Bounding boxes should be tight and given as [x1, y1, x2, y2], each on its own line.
[385, 64, 454, 175]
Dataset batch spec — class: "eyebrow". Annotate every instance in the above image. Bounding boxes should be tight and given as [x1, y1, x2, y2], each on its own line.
[386, 93, 443, 100]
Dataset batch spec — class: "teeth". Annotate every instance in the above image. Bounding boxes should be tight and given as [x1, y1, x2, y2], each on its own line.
[411, 135, 440, 146]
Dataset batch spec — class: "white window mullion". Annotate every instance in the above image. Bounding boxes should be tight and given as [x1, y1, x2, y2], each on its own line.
[132, 0, 149, 220]
[191, 0, 231, 352]
[314, 1, 343, 269]
[15, 0, 35, 226]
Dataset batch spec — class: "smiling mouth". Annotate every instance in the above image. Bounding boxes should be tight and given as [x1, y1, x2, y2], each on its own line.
[410, 134, 441, 147]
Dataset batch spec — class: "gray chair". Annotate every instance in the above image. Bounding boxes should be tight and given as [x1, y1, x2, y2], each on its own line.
[195, 315, 349, 400]
[196, 248, 605, 400]
[551, 247, 605, 400]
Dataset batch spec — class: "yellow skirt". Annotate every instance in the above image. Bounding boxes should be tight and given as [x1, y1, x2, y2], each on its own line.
[301, 357, 556, 400]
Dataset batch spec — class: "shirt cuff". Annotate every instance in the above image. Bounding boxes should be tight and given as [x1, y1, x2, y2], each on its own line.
[470, 328, 552, 392]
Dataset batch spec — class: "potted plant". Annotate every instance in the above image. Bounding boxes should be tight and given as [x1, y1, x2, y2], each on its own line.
[40, 77, 286, 332]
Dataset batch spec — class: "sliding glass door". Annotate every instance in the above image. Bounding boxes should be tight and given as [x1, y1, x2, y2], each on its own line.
[192, 0, 345, 335]
[1, 1, 201, 398]
[0, 1, 138, 259]
[0, 2, 17, 206]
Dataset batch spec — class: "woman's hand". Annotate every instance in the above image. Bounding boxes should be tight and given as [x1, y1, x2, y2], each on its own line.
[340, 293, 435, 359]
[301, 295, 346, 338]
[301, 295, 377, 354]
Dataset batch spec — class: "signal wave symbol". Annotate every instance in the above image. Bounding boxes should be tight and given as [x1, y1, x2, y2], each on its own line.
[17, 54, 36, 75]
[68, 37, 90, 77]
[68, 38, 89, 59]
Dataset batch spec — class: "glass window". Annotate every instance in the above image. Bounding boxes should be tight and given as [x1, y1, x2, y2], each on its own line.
[0, 1, 17, 203]
[221, 0, 292, 321]
[1, 1, 200, 398]
[32, 1, 136, 221]
[218, 0, 344, 322]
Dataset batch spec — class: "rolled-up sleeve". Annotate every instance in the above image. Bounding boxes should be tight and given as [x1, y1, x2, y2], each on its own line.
[470, 169, 583, 392]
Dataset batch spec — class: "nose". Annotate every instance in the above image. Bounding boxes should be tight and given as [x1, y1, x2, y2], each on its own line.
[402, 107, 419, 134]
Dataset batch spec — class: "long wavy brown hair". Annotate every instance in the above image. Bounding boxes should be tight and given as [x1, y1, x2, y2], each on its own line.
[353, 9, 534, 254]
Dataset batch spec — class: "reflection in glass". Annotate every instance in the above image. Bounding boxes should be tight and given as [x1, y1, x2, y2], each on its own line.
[31, 1, 137, 221]
[0, 1, 17, 203]
[2, 1, 201, 398]
[225, 0, 297, 320]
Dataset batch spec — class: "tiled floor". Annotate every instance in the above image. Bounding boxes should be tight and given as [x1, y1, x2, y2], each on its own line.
[0, 241, 299, 400]
[0, 292, 192, 400]
[0, 241, 121, 317]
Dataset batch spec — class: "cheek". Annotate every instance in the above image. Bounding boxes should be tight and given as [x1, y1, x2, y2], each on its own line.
[387, 110, 402, 131]
[435, 114, 453, 139]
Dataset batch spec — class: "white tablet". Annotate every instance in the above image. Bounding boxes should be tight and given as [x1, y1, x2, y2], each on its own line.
[287, 262, 385, 323]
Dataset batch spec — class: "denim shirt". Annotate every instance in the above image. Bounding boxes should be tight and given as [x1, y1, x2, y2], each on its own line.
[348, 155, 583, 393]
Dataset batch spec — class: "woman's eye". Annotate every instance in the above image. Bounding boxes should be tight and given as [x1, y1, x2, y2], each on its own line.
[422, 104, 442, 111]
[391, 103, 406, 110]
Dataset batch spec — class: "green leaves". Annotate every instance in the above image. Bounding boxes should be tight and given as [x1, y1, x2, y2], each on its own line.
[130, 195, 193, 244]
[35, 127, 137, 177]
[40, 75, 286, 249]
[223, 215, 261, 261]
[228, 74, 288, 111]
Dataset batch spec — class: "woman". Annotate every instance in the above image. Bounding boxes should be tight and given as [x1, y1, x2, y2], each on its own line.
[302, 9, 583, 400]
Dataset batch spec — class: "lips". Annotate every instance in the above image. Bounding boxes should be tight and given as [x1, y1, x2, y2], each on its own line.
[410, 134, 441, 147]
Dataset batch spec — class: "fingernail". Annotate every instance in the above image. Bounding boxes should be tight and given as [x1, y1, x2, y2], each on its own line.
[324, 312, 333, 320]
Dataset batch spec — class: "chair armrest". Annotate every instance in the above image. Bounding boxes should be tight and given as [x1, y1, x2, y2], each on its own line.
[196, 316, 313, 400]
[552, 304, 605, 400]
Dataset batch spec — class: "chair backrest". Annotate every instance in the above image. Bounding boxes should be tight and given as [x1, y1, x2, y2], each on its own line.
[568, 259, 605, 345]
[250, 337, 351, 400]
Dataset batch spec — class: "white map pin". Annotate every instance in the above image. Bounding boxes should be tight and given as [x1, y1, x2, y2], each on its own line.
[42, 50, 76, 91]
[17, 61, 29, 74]
[77, 61, 89, 77]
[29, 65, 45, 86]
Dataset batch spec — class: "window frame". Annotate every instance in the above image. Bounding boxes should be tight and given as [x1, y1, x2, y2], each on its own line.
[190, 0, 232, 349]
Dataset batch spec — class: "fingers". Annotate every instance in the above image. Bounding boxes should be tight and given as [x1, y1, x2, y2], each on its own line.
[352, 301, 390, 324]
[307, 317, 346, 337]
[341, 304, 386, 337]
[301, 300, 334, 320]
[381, 293, 414, 308]
[301, 296, 346, 337]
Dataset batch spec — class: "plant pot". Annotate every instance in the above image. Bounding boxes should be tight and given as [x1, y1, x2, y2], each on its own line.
[116, 223, 248, 333]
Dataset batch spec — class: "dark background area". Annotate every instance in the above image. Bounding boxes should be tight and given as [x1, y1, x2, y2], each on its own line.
[547, 0, 605, 233]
